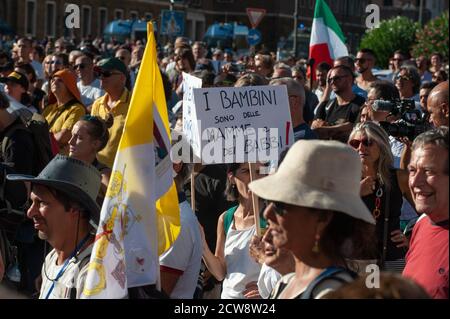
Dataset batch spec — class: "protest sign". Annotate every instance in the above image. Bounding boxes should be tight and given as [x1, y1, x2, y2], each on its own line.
[184, 85, 294, 164]
[182, 72, 203, 161]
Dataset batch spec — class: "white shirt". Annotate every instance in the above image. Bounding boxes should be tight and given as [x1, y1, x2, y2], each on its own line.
[31, 60, 44, 80]
[159, 200, 203, 299]
[221, 223, 261, 299]
[39, 243, 93, 299]
[77, 78, 104, 108]
[257, 263, 282, 299]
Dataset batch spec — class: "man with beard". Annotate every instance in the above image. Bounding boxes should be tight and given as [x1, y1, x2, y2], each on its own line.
[355, 48, 378, 92]
[311, 65, 365, 142]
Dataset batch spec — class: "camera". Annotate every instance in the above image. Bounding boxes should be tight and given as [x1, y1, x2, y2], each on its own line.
[372, 99, 430, 140]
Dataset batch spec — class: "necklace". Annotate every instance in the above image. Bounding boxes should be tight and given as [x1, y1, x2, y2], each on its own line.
[372, 187, 383, 220]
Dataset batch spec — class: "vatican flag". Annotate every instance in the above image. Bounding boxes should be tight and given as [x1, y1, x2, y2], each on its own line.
[81, 22, 180, 298]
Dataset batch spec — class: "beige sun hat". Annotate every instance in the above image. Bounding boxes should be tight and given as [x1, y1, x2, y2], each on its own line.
[249, 139, 375, 225]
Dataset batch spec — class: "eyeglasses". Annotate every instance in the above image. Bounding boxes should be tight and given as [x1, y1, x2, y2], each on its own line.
[395, 74, 410, 82]
[327, 75, 348, 84]
[349, 138, 374, 149]
[96, 70, 122, 78]
[355, 58, 368, 64]
[74, 63, 86, 70]
[262, 200, 288, 217]
[117, 56, 126, 61]
[48, 60, 62, 65]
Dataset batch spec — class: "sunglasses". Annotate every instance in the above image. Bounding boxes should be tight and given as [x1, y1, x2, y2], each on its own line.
[261, 199, 288, 218]
[327, 75, 348, 84]
[355, 58, 368, 64]
[395, 75, 411, 82]
[96, 70, 122, 78]
[349, 138, 374, 149]
[74, 63, 86, 70]
[392, 58, 403, 62]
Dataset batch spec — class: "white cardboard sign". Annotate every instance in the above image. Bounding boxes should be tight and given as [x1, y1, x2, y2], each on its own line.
[184, 85, 294, 164]
[182, 72, 203, 160]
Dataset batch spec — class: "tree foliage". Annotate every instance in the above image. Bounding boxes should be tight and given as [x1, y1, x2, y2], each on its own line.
[359, 17, 419, 68]
[412, 11, 449, 60]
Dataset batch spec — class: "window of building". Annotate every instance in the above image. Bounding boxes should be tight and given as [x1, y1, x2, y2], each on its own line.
[82, 5, 91, 38]
[115, 9, 124, 20]
[25, 0, 36, 36]
[98, 7, 108, 35]
[45, 1, 56, 37]
[130, 10, 138, 20]
[144, 12, 153, 21]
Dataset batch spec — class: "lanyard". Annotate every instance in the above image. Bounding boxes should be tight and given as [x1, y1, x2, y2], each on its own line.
[44, 233, 91, 299]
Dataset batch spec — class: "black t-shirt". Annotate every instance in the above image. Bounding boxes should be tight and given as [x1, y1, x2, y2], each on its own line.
[184, 164, 234, 252]
[314, 94, 365, 125]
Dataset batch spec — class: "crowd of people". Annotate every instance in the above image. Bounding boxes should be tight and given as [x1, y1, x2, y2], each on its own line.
[0, 32, 448, 299]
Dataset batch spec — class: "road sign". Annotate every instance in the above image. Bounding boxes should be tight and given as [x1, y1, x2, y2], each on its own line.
[246, 8, 266, 29]
[247, 28, 262, 46]
[160, 10, 185, 36]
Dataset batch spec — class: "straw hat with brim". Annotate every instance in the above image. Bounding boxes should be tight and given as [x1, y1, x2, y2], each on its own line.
[249, 140, 375, 225]
[7, 154, 101, 227]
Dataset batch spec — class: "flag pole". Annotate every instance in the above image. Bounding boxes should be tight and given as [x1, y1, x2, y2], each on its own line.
[249, 163, 261, 236]
[190, 168, 196, 211]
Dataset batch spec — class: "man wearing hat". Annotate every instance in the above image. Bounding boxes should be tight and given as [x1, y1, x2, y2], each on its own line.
[7, 154, 101, 299]
[91, 57, 130, 168]
[42, 69, 85, 155]
[249, 140, 376, 298]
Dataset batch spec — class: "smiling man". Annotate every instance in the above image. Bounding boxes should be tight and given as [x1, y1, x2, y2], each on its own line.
[403, 127, 449, 299]
[7, 154, 101, 299]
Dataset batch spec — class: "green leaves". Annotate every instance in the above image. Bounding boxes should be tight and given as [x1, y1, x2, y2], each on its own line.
[359, 17, 419, 68]
[412, 11, 449, 60]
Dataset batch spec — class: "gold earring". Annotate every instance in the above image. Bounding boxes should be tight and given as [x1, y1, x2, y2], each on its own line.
[312, 234, 320, 253]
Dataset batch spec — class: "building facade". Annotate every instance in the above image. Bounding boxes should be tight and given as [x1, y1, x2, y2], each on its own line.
[0, 0, 444, 54]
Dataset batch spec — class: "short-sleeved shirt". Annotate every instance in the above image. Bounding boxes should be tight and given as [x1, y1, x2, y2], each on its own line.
[314, 94, 366, 125]
[42, 100, 86, 154]
[403, 215, 449, 299]
[159, 200, 203, 299]
[77, 79, 104, 108]
[39, 243, 93, 299]
[90, 89, 131, 168]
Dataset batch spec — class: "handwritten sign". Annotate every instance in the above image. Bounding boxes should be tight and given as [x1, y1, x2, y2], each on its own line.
[184, 85, 294, 164]
[182, 72, 203, 161]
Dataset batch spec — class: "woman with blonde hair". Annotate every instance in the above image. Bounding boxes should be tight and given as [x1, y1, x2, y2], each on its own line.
[348, 122, 415, 272]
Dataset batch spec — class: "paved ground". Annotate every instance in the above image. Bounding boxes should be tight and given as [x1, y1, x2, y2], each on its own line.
[0, 280, 30, 299]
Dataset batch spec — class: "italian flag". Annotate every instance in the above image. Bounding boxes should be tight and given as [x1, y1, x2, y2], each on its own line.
[309, 0, 348, 79]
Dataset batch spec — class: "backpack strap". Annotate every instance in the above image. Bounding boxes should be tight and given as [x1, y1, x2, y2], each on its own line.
[300, 267, 357, 299]
[223, 206, 238, 235]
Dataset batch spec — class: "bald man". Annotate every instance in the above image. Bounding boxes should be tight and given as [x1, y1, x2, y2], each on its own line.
[427, 81, 449, 128]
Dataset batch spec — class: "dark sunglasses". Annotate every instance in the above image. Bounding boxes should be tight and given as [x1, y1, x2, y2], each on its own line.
[96, 70, 121, 78]
[355, 58, 368, 64]
[261, 199, 288, 218]
[392, 58, 403, 61]
[349, 138, 374, 149]
[395, 74, 410, 82]
[74, 63, 86, 70]
[327, 75, 348, 84]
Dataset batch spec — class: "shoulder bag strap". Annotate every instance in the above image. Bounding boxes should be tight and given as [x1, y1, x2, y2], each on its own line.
[380, 183, 391, 269]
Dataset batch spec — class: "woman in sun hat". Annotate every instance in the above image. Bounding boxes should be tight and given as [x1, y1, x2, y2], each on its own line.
[249, 139, 376, 299]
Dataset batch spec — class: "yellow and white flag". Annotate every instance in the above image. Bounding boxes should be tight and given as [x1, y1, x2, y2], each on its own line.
[81, 22, 180, 298]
